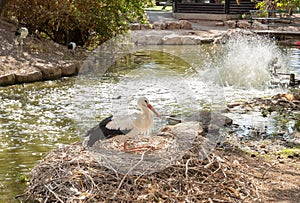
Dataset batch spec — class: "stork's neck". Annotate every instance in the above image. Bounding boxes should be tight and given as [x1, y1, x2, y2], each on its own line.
[132, 105, 154, 130]
[141, 106, 152, 119]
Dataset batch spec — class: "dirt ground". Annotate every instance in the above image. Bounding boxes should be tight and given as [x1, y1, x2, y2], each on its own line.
[0, 18, 86, 76]
[221, 147, 300, 203]
[1, 16, 300, 202]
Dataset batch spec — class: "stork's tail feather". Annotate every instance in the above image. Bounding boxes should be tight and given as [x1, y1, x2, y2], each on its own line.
[84, 116, 127, 148]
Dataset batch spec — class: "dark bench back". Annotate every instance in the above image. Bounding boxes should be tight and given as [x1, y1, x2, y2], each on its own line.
[173, 0, 256, 14]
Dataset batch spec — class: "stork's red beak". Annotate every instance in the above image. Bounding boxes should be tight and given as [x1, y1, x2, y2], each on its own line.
[147, 104, 161, 119]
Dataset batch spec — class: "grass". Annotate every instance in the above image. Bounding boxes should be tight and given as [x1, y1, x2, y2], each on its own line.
[277, 147, 300, 158]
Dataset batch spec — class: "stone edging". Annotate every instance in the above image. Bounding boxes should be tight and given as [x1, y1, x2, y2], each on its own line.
[0, 61, 81, 86]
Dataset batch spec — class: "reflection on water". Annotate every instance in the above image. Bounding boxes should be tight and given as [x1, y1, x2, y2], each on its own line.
[0, 40, 299, 201]
[0, 81, 79, 201]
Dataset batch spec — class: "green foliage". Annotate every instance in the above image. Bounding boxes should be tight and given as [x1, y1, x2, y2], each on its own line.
[255, 1, 268, 16]
[255, 0, 300, 15]
[276, 0, 300, 11]
[4, 0, 153, 47]
[16, 173, 28, 183]
[276, 147, 300, 158]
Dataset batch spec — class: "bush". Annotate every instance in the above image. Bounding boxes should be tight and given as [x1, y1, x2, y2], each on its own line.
[4, 0, 153, 48]
[255, 0, 300, 16]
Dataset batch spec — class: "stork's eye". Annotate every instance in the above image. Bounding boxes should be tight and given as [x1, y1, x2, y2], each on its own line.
[144, 100, 148, 103]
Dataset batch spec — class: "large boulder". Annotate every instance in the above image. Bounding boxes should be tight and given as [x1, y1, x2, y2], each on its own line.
[129, 23, 141, 30]
[187, 111, 233, 132]
[15, 70, 42, 84]
[179, 20, 192, 30]
[225, 20, 236, 29]
[168, 111, 233, 133]
[162, 34, 182, 45]
[34, 63, 62, 80]
[237, 20, 250, 29]
[152, 21, 166, 30]
[131, 34, 163, 45]
[0, 73, 15, 86]
[166, 21, 181, 30]
[59, 62, 80, 76]
[181, 36, 201, 45]
[140, 24, 152, 30]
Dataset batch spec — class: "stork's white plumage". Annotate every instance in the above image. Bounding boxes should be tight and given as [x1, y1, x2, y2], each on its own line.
[68, 42, 76, 50]
[14, 27, 28, 45]
[68, 42, 76, 55]
[85, 97, 161, 151]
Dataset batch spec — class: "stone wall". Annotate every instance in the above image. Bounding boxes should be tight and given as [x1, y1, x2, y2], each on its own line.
[0, 61, 81, 86]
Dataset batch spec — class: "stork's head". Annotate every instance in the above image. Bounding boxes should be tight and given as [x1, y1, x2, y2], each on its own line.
[137, 97, 161, 118]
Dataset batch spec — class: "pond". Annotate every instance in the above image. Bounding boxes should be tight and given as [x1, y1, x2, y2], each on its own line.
[0, 35, 299, 201]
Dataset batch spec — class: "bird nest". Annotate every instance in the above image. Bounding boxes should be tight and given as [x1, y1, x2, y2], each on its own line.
[85, 121, 210, 175]
[23, 122, 260, 202]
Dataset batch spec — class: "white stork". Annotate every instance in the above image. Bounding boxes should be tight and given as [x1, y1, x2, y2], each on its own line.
[14, 27, 28, 55]
[68, 42, 76, 55]
[14, 27, 28, 46]
[85, 97, 161, 151]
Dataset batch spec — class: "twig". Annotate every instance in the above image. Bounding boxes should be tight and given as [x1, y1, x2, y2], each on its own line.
[185, 158, 192, 179]
[44, 185, 64, 203]
[201, 161, 222, 184]
[113, 152, 146, 198]
[261, 163, 275, 179]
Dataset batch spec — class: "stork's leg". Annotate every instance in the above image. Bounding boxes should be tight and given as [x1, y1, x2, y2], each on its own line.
[123, 141, 154, 152]
[122, 129, 155, 152]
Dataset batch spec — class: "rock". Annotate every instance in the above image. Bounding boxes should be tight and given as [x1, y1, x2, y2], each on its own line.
[60, 62, 80, 76]
[208, 124, 221, 133]
[145, 35, 163, 45]
[162, 34, 182, 45]
[187, 111, 233, 132]
[164, 121, 204, 138]
[251, 21, 266, 30]
[237, 21, 250, 29]
[181, 36, 200, 45]
[15, 70, 42, 83]
[35, 63, 62, 80]
[140, 24, 152, 30]
[165, 21, 181, 30]
[152, 21, 166, 30]
[133, 34, 163, 45]
[0, 73, 15, 86]
[179, 20, 192, 29]
[199, 37, 214, 44]
[225, 20, 236, 29]
[215, 21, 225, 26]
[129, 23, 141, 30]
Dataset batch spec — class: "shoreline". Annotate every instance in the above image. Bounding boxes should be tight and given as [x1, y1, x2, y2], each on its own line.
[1, 15, 299, 86]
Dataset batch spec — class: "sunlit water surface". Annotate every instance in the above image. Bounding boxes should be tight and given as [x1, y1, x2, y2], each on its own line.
[0, 37, 299, 201]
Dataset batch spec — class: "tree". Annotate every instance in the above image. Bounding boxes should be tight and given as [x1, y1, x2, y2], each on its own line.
[4, 0, 153, 47]
[0, 0, 10, 15]
[255, 0, 300, 16]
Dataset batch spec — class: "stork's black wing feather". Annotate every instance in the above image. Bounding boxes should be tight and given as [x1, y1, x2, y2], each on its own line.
[84, 116, 129, 147]
[15, 30, 21, 36]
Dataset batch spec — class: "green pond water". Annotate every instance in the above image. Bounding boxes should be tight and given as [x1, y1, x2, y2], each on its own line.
[0, 40, 299, 201]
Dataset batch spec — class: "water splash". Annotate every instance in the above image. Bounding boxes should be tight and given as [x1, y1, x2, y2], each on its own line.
[201, 33, 285, 89]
